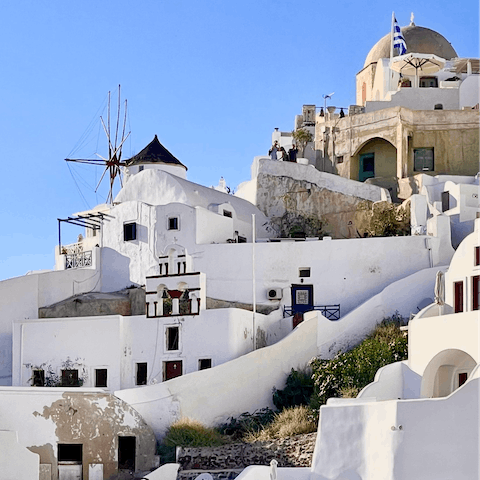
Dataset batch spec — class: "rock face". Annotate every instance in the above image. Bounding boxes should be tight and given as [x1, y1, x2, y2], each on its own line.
[176, 432, 317, 472]
[38, 287, 145, 318]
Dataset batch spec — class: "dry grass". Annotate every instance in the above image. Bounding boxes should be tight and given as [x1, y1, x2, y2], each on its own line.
[245, 406, 317, 442]
[163, 418, 226, 447]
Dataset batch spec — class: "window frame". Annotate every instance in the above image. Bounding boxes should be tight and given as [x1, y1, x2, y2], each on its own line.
[165, 326, 180, 351]
[136, 362, 148, 386]
[414, 148, 434, 172]
[168, 217, 179, 231]
[32, 369, 45, 387]
[95, 368, 108, 388]
[198, 358, 212, 370]
[123, 222, 137, 242]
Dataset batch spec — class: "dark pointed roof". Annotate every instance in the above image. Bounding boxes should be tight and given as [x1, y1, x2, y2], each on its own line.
[125, 135, 187, 170]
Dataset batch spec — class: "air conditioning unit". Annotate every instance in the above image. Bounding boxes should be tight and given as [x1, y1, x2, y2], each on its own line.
[267, 288, 282, 300]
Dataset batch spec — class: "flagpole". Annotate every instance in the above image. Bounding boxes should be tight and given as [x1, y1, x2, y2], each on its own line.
[390, 12, 395, 91]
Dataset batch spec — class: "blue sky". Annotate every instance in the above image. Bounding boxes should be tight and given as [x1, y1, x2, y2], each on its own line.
[0, 0, 478, 281]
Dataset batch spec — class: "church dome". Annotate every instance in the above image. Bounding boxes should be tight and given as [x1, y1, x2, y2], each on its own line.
[364, 24, 458, 68]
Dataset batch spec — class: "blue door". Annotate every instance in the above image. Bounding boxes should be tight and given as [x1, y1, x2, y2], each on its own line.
[291, 284, 314, 314]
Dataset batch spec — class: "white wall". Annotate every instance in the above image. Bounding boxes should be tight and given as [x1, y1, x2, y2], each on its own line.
[12, 308, 287, 393]
[196, 235, 448, 314]
[310, 377, 479, 480]
[0, 431, 39, 480]
[459, 74, 480, 109]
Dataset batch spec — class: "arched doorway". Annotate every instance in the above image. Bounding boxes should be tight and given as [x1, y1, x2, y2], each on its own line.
[352, 137, 397, 182]
[421, 349, 476, 398]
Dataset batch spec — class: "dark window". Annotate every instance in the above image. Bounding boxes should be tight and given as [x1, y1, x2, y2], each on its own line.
[166, 327, 179, 351]
[61, 369, 79, 387]
[32, 369, 45, 386]
[238, 236, 247, 243]
[223, 210, 232, 218]
[475, 247, 480, 266]
[118, 436, 136, 471]
[199, 359, 212, 370]
[168, 217, 179, 230]
[434, 103, 443, 110]
[419, 76, 438, 88]
[472, 275, 480, 311]
[95, 369, 108, 388]
[299, 268, 311, 278]
[441, 191, 450, 212]
[414, 148, 434, 172]
[124, 223, 137, 241]
[58, 444, 82, 462]
[359, 153, 375, 182]
[454, 281, 464, 313]
[458, 372, 468, 387]
[136, 363, 147, 385]
[336, 155, 344, 164]
[139, 165, 144, 172]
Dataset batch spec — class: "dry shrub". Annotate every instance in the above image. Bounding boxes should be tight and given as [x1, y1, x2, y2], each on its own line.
[163, 418, 226, 447]
[245, 406, 317, 442]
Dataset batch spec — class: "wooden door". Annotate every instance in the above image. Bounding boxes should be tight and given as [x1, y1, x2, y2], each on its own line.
[164, 360, 183, 381]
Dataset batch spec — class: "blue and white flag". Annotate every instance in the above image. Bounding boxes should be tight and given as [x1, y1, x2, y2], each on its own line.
[393, 17, 407, 55]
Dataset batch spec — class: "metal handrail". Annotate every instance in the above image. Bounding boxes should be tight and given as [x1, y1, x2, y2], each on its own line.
[283, 304, 340, 320]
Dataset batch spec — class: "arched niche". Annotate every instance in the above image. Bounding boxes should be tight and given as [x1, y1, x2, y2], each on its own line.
[421, 349, 476, 398]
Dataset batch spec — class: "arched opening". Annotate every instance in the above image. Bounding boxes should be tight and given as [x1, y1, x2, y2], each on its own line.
[421, 349, 476, 398]
[352, 137, 397, 182]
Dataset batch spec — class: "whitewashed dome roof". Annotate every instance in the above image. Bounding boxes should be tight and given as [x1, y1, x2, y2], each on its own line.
[364, 23, 458, 68]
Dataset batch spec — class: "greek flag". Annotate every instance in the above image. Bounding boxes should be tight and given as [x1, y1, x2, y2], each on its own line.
[393, 17, 407, 55]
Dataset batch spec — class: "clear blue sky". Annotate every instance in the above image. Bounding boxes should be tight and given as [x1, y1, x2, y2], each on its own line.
[0, 0, 478, 281]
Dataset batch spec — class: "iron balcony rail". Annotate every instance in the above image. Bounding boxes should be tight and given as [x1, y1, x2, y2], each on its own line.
[65, 251, 93, 269]
[283, 304, 340, 320]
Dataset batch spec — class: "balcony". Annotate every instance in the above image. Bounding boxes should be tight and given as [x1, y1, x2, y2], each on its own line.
[283, 304, 340, 320]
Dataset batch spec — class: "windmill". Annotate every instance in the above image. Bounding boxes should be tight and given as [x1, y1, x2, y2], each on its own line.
[65, 85, 130, 204]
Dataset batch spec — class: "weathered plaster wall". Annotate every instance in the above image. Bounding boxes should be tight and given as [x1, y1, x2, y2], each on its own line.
[0, 388, 158, 480]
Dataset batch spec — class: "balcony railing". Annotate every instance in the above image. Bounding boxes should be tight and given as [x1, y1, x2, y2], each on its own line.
[283, 304, 340, 320]
[65, 251, 93, 269]
[146, 297, 201, 318]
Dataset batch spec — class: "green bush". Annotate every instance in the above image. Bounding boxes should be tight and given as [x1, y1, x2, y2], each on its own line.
[272, 368, 314, 411]
[310, 316, 408, 406]
[163, 418, 226, 447]
[245, 406, 317, 442]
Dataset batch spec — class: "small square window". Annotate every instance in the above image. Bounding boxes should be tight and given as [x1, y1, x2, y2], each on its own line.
[124, 223, 137, 241]
[199, 359, 212, 370]
[166, 326, 179, 351]
[458, 372, 468, 387]
[336, 156, 344, 164]
[136, 363, 147, 385]
[168, 217, 179, 230]
[223, 210, 232, 218]
[61, 369, 79, 387]
[95, 368, 108, 388]
[414, 148, 434, 172]
[299, 268, 311, 278]
[237, 236, 247, 243]
[32, 369, 45, 387]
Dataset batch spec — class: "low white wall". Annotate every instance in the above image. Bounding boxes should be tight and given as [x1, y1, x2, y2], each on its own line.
[311, 377, 479, 480]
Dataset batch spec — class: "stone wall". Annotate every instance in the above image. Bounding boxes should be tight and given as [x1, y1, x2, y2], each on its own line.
[176, 433, 317, 473]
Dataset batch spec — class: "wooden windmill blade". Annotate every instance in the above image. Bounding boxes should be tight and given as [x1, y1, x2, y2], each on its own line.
[65, 85, 131, 204]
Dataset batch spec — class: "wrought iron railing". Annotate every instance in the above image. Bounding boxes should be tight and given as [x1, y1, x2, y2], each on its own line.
[65, 251, 92, 269]
[283, 304, 340, 320]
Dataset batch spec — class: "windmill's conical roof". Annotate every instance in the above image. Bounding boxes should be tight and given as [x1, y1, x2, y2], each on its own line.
[125, 135, 187, 170]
